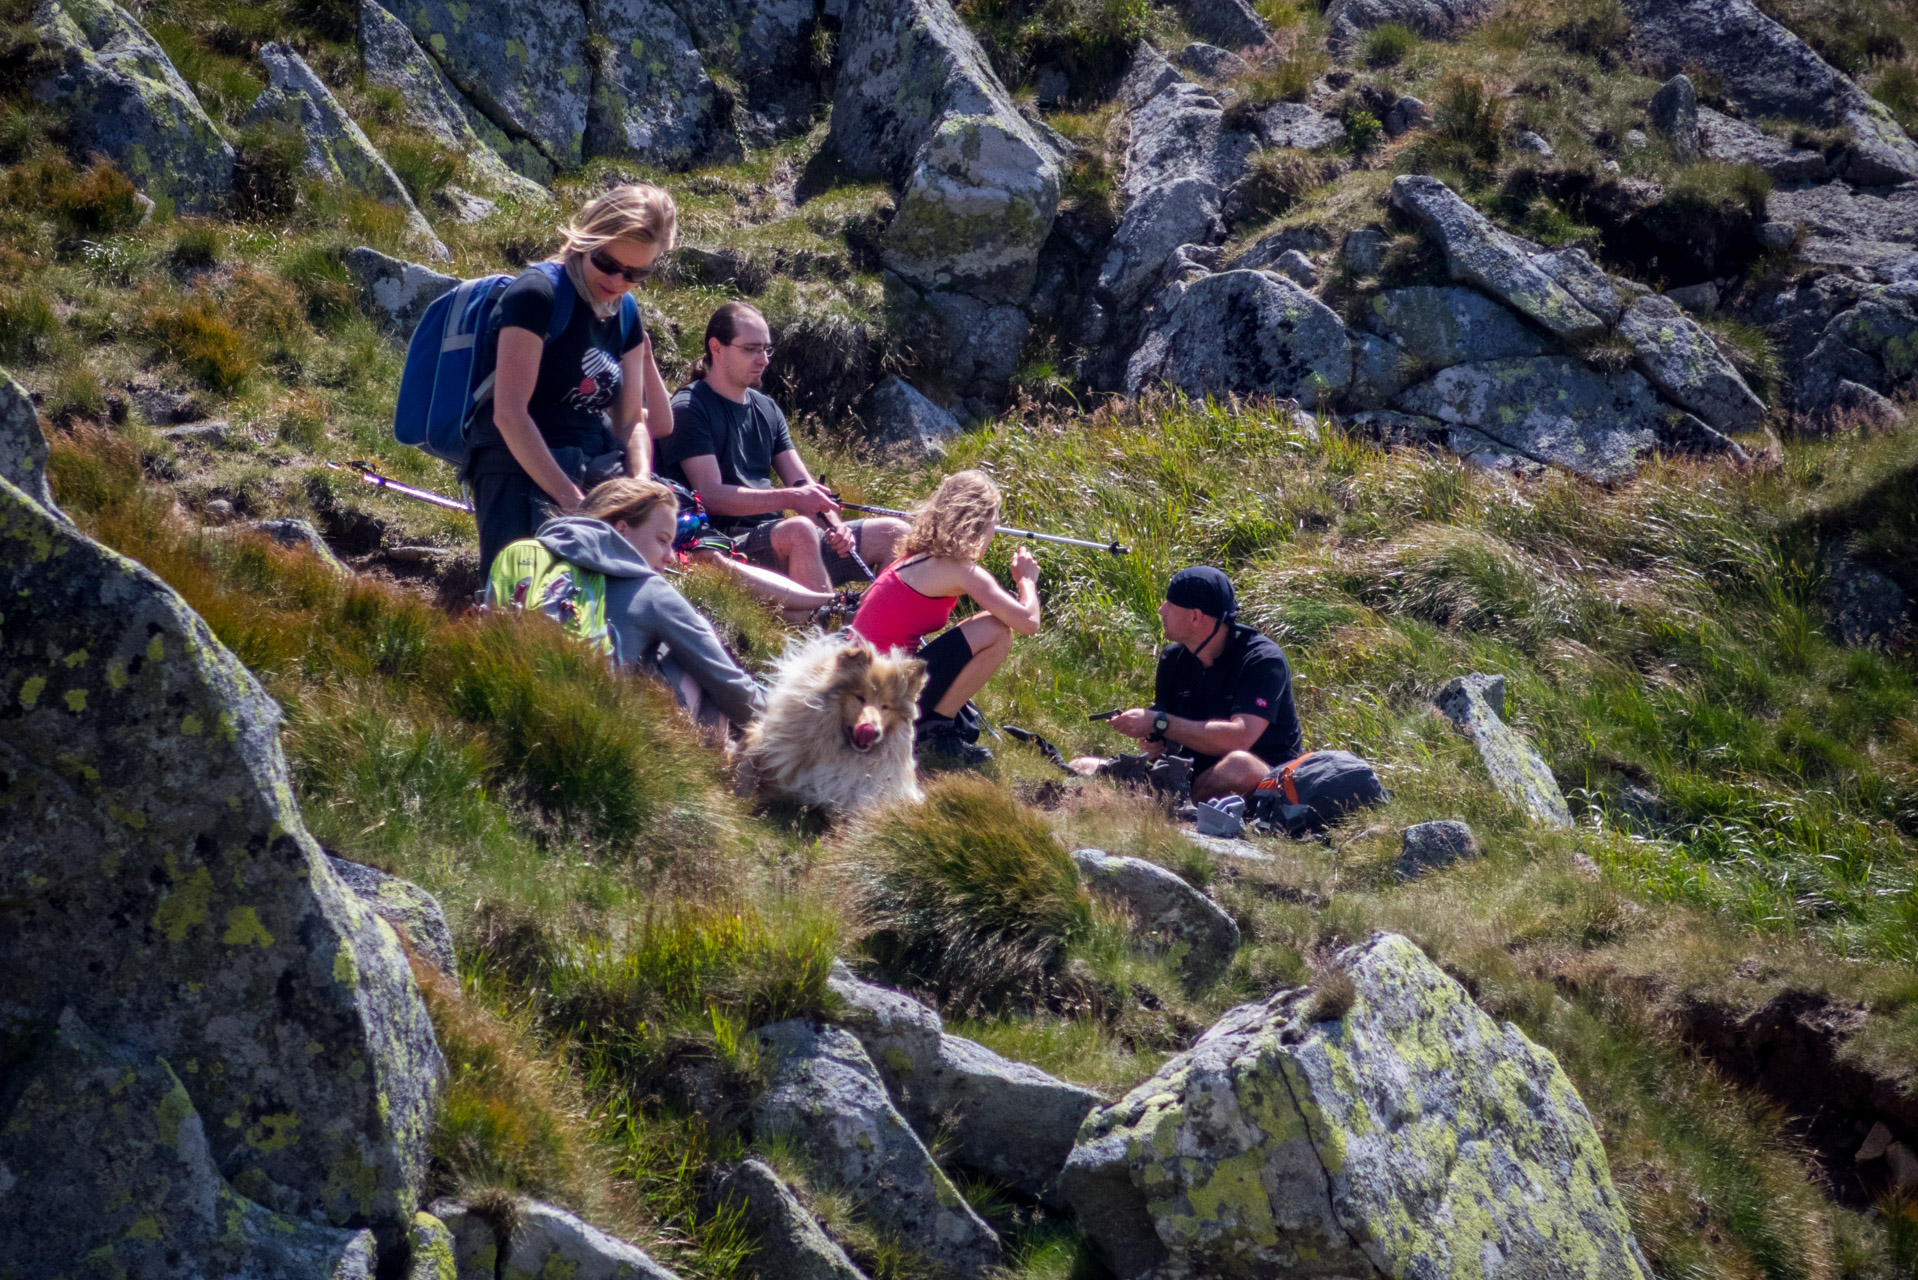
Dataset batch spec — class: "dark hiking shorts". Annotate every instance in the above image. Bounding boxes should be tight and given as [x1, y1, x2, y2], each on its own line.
[730, 518, 874, 586]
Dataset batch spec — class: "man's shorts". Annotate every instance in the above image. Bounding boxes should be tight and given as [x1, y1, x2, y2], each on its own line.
[728, 518, 873, 587]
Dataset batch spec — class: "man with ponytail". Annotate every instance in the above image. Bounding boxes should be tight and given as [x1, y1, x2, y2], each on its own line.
[658, 302, 910, 591]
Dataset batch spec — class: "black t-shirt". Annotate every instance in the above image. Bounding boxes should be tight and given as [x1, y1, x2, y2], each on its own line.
[658, 381, 795, 532]
[467, 266, 644, 471]
[1153, 623, 1304, 771]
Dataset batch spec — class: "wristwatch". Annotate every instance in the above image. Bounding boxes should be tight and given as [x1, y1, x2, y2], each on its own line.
[1148, 710, 1169, 742]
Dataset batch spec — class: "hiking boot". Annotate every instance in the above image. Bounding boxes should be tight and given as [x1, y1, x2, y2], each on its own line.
[915, 716, 994, 770]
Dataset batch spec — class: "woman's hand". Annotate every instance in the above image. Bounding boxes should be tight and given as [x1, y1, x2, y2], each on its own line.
[1011, 546, 1039, 585]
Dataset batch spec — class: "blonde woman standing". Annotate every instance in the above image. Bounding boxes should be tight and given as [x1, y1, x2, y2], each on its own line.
[467, 184, 678, 575]
[849, 469, 1040, 765]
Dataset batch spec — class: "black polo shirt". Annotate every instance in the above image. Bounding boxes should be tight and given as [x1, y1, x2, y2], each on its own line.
[658, 381, 795, 534]
[1153, 623, 1304, 773]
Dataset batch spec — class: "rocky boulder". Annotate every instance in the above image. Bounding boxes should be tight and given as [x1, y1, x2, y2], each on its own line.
[1096, 48, 1259, 308]
[327, 855, 458, 982]
[828, 967, 1102, 1200]
[1434, 673, 1572, 827]
[358, 0, 554, 195]
[710, 1159, 869, 1280]
[1616, 294, 1766, 434]
[1824, 546, 1910, 648]
[869, 376, 962, 458]
[248, 45, 448, 260]
[1059, 932, 1651, 1280]
[1398, 356, 1715, 483]
[344, 245, 460, 339]
[1326, 0, 1495, 46]
[1397, 818, 1481, 878]
[31, 0, 234, 214]
[1621, 0, 1918, 186]
[1765, 184, 1918, 285]
[0, 1007, 380, 1279]
[1390, 175, 1607, 342]
[0, 369, 62, 519]
[1070, 848, 1240, 980]
[1127, 269, 1353, 408]
[502, 1201, 680, 1279]
[752, 1019, 1001, 1278]
[1361, 285, 1546, 369]
[1166, 0, 1270, 53]
[833, 0, 1062, 305]
[1696, 108, 1828, 183]
[0, 450, 443, 1227]
[1648, 74, 1700, 163]
[1791, 282, 1918, 422]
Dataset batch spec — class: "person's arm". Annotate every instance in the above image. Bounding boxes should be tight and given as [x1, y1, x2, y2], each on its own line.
[769, 448, 842, 528]
[640, 336, 673, 440]
[958, 550, 1040, 635]
[642, 579, 765, 727]
[1110, 707, 1269, 756]
[613, 341, 653, 480]
[681, 453, 836, 519]
[493, 326, 586, 510]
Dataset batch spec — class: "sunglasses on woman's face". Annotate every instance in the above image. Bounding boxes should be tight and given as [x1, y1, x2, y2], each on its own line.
[589, 247, 657, 285]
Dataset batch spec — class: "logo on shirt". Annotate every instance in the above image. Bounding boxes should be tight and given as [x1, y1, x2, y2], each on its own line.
[1254, 697, 1268, 707]
[564, 347, 622, 414]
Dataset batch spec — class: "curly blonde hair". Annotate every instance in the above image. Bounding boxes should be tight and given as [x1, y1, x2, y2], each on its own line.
[552, 183, 678, 262]
[579, 476, 676, 529]
[903, 470, 1000, 563]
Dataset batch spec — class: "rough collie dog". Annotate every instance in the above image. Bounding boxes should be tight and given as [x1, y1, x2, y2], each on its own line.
[736, 633, 928, 816]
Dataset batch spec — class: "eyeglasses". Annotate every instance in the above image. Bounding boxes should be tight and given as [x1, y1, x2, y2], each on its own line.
[589, 247, 657, 285]
[728, 342, 775, 358]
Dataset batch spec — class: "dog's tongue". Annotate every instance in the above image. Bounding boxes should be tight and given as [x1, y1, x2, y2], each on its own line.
[852, 721, 880, 750]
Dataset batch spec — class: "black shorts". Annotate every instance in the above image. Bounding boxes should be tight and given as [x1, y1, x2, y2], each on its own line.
[730, 518, 873, 587]
[914, 625, 974, 719]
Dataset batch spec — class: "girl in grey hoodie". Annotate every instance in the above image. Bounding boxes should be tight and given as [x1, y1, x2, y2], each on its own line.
[535, 478, 765, 731]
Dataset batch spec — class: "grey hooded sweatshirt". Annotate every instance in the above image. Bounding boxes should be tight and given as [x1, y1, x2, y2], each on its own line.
[534, 516, 764, 728]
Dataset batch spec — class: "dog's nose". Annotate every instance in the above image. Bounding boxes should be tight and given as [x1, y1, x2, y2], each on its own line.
[852, 720, 881, 750]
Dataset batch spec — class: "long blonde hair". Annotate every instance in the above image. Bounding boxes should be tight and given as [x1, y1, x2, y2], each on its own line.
[579, 476, 676, 528]
[903, 470, 1000, 562]
[552, 183, 678, 263]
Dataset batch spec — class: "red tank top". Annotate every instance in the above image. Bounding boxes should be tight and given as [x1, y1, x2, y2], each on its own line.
[852, 557, 959, 654]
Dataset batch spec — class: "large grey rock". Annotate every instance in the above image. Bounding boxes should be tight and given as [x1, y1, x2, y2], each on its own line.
[1535, 246, 1625, 326]
[0, 1007, 379, 1279]
[1097, 51, 1258, 307]
[1397, 819, 1481, 879]
[1070, 847, 1240, 979]
[1696, 107, 1828, 183]
[1348, 331, 1414, 407]
[1824, 546, 1910, 648]
[1254, 101, 1346, 150]
[711, 1160, 867, 1280]
[828, 969, 1102, 1200]
[358, 0, 554, 196]
[428, 1200, 503, 1279]
[1361, 286, 1546, 369]
[328, 856, 458, 982]
[1766, 184, 1918, 284]
[1174, 41, 1247, 81]
[248, 45, 448, 260]
[1343, 226, 1387, 275]
[1226, 224, 1331, 274]
[0, 472, 444, 1226]
[1616, 295, 1766, 434]
[1059, 933, 1650, 1280]
[869, 376, 962, 458]
[344, 245, 460, 338]
[399, 0, 726, 172]
[1621, 0, 1918, 186]
[0, 368, 63, 520]
[917, 287, 1031, 405]
[247, 517, 351, 576]
[30, 0, 234, 213]
[1434, 673, 1572, 827]
[753, 1020, 1000, 1278]
[833, 0, 1062, 304]
[1398, 357, 1686, 483]
[1648, 74, 1700, 162]
[1326, 0, 1495, 46]
[501, 1201, 680, 1280]
[1127, 269, 1352, 408]
[1389, 175, 1607, 341]
[1167, 0, 1270, 51]
[1791, 282, 1918, 419]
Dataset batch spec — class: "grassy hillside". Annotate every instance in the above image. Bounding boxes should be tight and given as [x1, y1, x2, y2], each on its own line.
[6, 0, 1918, 1274]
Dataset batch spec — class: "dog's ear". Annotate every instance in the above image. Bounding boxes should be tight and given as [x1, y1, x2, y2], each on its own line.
[836, 641, 874, 673]
[896, 655, 929, 702]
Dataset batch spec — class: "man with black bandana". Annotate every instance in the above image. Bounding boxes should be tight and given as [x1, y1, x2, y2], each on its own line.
[1109, 566, 1305, 801]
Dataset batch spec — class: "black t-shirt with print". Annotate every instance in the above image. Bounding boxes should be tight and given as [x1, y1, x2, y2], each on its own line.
[467, 266, 644, 472]
[657, 380, 796, 533]
[1152, 623, 1304, 773]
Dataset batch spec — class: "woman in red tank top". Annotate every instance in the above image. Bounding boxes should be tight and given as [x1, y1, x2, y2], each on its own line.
[850, 470, 1042, 760]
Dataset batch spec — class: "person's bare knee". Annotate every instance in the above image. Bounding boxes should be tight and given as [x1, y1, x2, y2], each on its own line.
[859, 517, 911, 569]
[1195, 751, 1268, 800]
[770, 516, 818, 558]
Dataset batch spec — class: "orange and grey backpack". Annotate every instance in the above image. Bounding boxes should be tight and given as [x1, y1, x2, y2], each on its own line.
[1250, 749, 1386, 835]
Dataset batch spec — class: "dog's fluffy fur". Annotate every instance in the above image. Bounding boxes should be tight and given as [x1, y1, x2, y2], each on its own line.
[737, 632, 927, 815]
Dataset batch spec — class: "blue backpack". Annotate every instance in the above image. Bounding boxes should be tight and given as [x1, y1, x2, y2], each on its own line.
[392, 261, 638, 469]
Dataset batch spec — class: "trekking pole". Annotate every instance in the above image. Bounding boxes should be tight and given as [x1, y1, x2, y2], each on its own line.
[833, 500, 1131, 555]
[329, 461, 474, 513]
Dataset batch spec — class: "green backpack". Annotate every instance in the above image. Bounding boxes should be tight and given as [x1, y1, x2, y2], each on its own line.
[487, 539, 612, 658]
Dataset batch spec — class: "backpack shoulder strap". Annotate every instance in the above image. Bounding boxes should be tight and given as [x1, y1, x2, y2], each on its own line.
[531, 261, 575, 343]
[619, 292, 638, 347]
